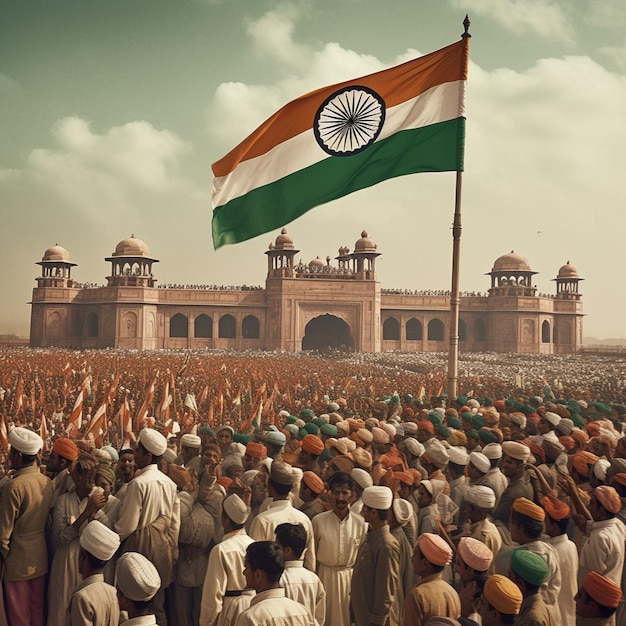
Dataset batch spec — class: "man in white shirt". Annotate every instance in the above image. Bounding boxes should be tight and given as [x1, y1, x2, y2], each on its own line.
[249, 461, 316, 571]
[115, 428, 180, 625]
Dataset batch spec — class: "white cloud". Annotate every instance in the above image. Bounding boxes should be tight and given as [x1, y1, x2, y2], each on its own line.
[448, 0, 574, 41]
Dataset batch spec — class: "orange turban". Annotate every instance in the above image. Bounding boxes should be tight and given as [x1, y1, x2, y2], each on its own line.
[484, 574, 523, 615]
[594, 486, 622, 514]
[583, 571, 622, 608]
[53, 437, 79, 462]
[302, 471, 325, 495]
[301, 434, 324, 455]
[393, 471, 415, 487]
[571, 429, 590, 445]
[512, 497, 545, 522]
[245, 442, 267, 459]
[572, 451, 599, 477]
[417, 532, 452, 566]
[585, 422, 601, 437]
[539, 495, 570, 520]
[558, 436, 575, 451]
[522, 439, 545, 464]
[417, 420, 435, 434]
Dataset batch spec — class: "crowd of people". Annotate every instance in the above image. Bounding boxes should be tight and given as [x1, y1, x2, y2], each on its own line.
[0, 346, 626, 625]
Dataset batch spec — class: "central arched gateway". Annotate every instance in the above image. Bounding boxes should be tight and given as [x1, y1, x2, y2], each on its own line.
[302, 314, 354, 351]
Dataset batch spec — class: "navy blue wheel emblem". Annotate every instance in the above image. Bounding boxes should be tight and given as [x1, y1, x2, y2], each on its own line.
[314, 86, 386, 156]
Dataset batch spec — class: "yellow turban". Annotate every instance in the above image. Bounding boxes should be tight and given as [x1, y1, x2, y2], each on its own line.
[484, 574, 523, 615]
[512, 497, 545, 522]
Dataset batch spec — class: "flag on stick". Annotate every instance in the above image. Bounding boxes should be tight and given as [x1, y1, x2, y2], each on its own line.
[212, 38, 468, 248]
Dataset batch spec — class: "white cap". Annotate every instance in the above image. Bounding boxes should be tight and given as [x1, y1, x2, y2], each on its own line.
[139, 428, 167, 456]
[9, 427, 43, 455]
[362, 486, 393, 510]
[543, 412, 561, 427]
[223, 493, 251, 524]
[392, 498, 413, 526]
[404, 438, 425, 457]
[116, 552, 161, 601]
[469, 451, 490, 474]
[351, 468, 373, 489]
[180, 434, 201, 449]
[482, 443, 502, 460]
[448, 446, 469, 466]
[465, 484, 496, 509]
[79, 520, 120, 561]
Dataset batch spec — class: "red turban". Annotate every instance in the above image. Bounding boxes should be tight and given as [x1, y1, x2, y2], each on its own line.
[539, 495, 570, 520]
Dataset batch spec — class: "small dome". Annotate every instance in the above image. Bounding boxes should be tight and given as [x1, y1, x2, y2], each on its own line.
[354, 230, 377, 253]
[274, 227, 294, 250]
[113, 234, 151, 257]
[557, 261, 579, 279]
[491, 251, 532, 272]
[308, 256, 324, 269]
[42, 244, 71, 262]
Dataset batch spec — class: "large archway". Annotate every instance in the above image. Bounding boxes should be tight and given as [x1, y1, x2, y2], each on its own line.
[302, 314, 354, 351]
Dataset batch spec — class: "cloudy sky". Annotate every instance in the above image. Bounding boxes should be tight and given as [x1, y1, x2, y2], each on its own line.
[1, 0, 625, 339]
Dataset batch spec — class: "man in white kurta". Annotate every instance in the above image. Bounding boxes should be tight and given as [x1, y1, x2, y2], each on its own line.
[199, 494, 255, 626]
[249, 461, 316, 571]
[312, 472, 366, 626]
[115, 429, 180, 626]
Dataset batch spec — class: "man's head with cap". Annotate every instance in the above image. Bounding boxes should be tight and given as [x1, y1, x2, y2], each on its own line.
[510, 498, 545, 542]
[136, 428, 167, 468]
[500, 441, 530, 480]
[455, 537, 493, 581]
[481, 574, 523, 623]
[361, 486, 393, 528]
[116, 552, 161, 614]
[509, 548, 549, 593]
[576, 571, 623, 620]
[413, 532, 452, 577]
[590, 485, 622, 520]
[46, 437, 79, 474]
[9, 427, 43, 466]
[79, 520, 120, 574]
[222, 493, 251, 528]
[268, 461, 294, 498]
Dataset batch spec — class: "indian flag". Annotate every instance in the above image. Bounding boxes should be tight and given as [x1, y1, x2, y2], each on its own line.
[212, 38, 468, 249]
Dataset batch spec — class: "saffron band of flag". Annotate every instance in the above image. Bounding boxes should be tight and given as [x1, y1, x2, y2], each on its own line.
[212, 38, 468, 249]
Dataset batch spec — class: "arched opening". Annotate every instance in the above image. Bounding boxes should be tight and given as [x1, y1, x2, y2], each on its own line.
[474, 319, 487, 342]
[86, 312, 99, 338]
[242, 315, 260, 339]
[302, 314, 354, 351]
[72, 313, 82, 338]
[194, 314, 212, 338]
[219, 314, 236, 338]
[406, 318, 422, 340]
[170, 313, 188, 338]
[459, 318, 467, 342]
[428, 318, 445, 341]
[383, 317, 400, 340]
[541, 320, 551, 343]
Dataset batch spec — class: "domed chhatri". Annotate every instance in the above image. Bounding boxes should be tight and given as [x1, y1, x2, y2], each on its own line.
[42, 244, 71, 263]
[273, 227, 294, 250]
[308, 256, 325, 270]
[112, 234, 152, 258]
[491, 251, 532, 273]
[354, 230, 377, 253]
[557, 261, 579, 279]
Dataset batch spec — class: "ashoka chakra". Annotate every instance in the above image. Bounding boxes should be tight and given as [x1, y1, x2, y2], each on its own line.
[314, 86, 386, 157]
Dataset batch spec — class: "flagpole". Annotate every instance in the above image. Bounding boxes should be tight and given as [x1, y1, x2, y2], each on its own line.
[447, 16, 471, 402]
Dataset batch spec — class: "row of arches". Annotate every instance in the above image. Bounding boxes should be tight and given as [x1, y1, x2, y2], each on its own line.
[169, 313, 260, 339]
[382, 317, 488, 342]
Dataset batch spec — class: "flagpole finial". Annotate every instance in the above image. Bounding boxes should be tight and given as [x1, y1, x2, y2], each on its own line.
[462, 14, 471, 38]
